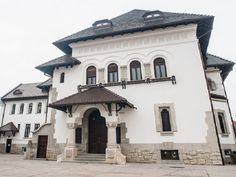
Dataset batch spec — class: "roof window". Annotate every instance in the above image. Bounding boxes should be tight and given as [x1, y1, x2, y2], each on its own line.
[143, 10, 164, 23]
[13, 89, 23, 95]
[92, 19, 113, 31]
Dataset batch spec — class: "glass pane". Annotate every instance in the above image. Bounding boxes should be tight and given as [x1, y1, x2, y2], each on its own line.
[136, 68, 142, 80]
[109, 72, 113, 83]
[218, 114, 226, 134]
[161, 109, 171, 131]
[114, 72, 118, 82]
[131, 68, 136, 80]
[92, 77, 96, 84]
[155, 65, 161, 78]
[160, 65, 166, 77]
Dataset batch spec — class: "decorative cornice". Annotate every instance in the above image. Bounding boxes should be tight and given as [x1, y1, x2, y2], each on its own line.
[71, 25, 196, 57]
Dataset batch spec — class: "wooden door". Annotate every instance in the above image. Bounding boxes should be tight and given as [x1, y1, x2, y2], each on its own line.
[6, 139, 12, 153]
[37, 135, 48, 158]
[88, 110, 107, 154]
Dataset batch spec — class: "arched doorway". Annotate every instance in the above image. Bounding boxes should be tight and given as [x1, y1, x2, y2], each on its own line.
[88, 109, 107, 154]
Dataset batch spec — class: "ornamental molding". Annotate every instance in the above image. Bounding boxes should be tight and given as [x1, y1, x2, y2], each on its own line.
[71, 25, 197, 57]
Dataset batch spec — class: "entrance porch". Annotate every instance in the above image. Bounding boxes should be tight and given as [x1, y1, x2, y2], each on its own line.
[49, 86, 134, 164]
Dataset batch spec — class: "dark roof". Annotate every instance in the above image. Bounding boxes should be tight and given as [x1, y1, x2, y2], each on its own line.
[206, 54, 234, 80]
[2, 83, 48, 101]
[53, 9, 214, 56]
[37, 78, 52, 90]
[36, 55, 80, 76]
[49, 86, 134, 111]
[0, 122, 18, 132]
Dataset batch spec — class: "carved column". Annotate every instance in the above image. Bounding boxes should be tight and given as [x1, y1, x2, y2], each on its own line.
[64, 123, 77, 161]
[98, 68, 105, 83]
[144, 63, 152, 79]
[106, 122, 126, 165]
[120, 65, 127, 81]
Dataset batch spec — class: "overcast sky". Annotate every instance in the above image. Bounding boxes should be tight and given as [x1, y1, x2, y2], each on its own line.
[0, 0, 235, 118]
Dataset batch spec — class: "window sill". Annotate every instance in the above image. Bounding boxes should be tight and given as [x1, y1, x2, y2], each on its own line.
[160, 131, 175, 136]
[220, 133, 229, 137]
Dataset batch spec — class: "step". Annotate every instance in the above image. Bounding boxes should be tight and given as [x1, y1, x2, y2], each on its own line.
[73, 153, 106, 164]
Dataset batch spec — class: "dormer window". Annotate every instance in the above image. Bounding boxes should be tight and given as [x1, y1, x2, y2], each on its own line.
[92, 19, 113, 31]
[143, 10, 164, 23]
[13, 89, 23, 95]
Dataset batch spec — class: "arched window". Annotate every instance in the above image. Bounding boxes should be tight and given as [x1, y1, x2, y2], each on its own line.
[37, 102, 42, 114]
[161, 108, 171, 131]
[28, 103, 33, 114]
[108, 63, 118, 83]
[86, 66, 96, 85]
[11, 104, 16, 114]
[207, 78, 217, 91]
[154, 58, 167, 78]
[60, 72, 65, 83]
[130, 61, 142, 81]
[19, 103, 24, 114]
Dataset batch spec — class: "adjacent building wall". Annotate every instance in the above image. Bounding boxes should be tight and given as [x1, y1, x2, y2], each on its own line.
[0, 98, 48, 154]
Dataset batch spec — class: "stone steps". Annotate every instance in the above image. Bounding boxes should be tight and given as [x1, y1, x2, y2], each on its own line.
[73, 153, 107, 164]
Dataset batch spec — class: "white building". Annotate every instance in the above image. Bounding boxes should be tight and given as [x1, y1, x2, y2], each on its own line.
[5, 9, 236, 165]
[0, 83, 48, 153]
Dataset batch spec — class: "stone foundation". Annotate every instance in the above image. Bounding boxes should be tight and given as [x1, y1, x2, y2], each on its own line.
[121, 143, 222, 165]
[0, 143, 5, 153]
[0, 143, 26, 154]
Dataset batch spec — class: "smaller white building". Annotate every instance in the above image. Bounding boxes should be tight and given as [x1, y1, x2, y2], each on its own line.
[0, 83, 48, 154]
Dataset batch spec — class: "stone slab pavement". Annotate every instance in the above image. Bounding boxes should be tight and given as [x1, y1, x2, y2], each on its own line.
[0, 154, 236, 177]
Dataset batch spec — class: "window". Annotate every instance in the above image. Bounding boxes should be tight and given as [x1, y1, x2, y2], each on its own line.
[154, 58, 167, 78]
[218, 112, 228, 134]
[17, 124, 20, 131]
[116, 126, 121, 144]
[207, 78, 217, 91]
[24, 124, 31, 138]
[34, 124, 40, 130]
[11, 104, 16, 114]
[161, 150, 179, 160]
[60, 72, 65, 83]
[86, 66, 96, 85]
[154, 103, 177, 134]
[130, 61, 142, 81]
[28, 103, 33, 114]
[161, 108, 171, 131]
[75, 128, 82, 144]
[37, 102, 42, 113]
[108, 63, 118, 83]
[19, 103, 24, 114]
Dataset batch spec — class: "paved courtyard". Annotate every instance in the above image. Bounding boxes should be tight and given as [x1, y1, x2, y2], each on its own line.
[0, 154, 236, 177]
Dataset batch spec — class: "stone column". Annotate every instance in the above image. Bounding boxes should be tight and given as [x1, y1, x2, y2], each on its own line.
[106, 122, 126, 165]
[63, 123, 77, 161]
[144, 63, 152, 79]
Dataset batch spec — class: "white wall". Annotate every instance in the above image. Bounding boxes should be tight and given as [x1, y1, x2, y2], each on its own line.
[212, 100, 236, 144]
[52, 24, 214, 144]
[0, 98, 47, 145]
[0, 100, 3, 125]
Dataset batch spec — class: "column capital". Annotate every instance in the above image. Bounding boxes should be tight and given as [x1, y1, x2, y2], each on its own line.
[66, 123, 77, 129]
[106, 122, 118, 128]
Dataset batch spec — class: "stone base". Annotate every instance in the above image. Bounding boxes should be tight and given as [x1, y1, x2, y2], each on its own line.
[121, 143, 223, 165]
[106, 145, 126, 165]
[62, 146, 77, 161]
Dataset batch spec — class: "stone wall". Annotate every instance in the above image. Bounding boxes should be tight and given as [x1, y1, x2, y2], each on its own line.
[121, 143, 222, 165]
[0, 143, 5, 153]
